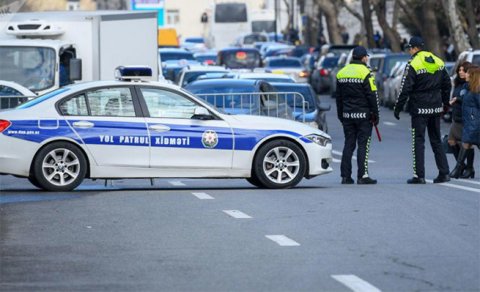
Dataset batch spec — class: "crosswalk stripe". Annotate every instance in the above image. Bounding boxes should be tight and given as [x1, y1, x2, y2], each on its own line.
[223, 210, 252, 219]
[265, 235, 300, 246]
[458, 179, 480, 186]
[191, 192, 214, 199]
[425, 180, 480, 193]
[332, 150, 376, 163]
[332, 275, 381, 292]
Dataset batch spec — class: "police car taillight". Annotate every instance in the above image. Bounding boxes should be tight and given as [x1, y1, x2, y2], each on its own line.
[114, 66, 153, 81]
[0, 120, 11, 133]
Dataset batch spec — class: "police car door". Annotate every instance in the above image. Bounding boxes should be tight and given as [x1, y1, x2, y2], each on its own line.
[137, 86, 234, 170]
[59, 86, 149, 167]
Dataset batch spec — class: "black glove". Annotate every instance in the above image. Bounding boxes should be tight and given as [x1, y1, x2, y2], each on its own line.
[394, 110, 400, 120]
[371, 113, 379, 126]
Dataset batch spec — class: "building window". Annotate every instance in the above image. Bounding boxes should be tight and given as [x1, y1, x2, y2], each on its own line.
[166, 10, 180, 26]
[67, 1, 80, 11]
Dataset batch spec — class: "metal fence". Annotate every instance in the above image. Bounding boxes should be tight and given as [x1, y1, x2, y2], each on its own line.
[0, 96, 34, 109]
[195, 92, 309, 122]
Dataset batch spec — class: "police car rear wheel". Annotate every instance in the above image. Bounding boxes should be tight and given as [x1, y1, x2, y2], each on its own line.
[254, 140, 306, 189]
[33, 142, 87, 191]
[28, 176, 42, 189]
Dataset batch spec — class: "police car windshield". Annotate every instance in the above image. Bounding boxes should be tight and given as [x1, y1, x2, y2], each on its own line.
[0, 47, 55, 92]
[160, 52, 195, 62]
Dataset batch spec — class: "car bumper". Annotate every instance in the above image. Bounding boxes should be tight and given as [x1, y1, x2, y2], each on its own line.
[303, 141, 333, 176]
[0, 135, 38, 177]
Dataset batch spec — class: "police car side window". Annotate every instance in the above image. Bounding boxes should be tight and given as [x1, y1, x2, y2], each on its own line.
[86, 87, 135, 117]
[141, 88, 196, 119]
[59, 94, 89, 116]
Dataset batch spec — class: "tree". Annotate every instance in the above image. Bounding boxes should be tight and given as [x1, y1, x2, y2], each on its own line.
[463, 0, 480, 49]
[361, 0, 375, 48]
[421, 0, 443, 57]
[314, 0, 342, 44]
[372, 0, 402, 52]
[440, 0, 471, 54]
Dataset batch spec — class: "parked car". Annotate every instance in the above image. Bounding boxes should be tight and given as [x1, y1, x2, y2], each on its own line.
[235, 32, 268, 48]
[328, 53, 348, 98]
[383, 62, 407, 108]
[0, 68, 333, 190]
[0, 80, 35, 109]
[264, 57, 309, 83]
[181, 37, 207, 52]
[176, 66, 230, 87]
[270, 82, 331, 132]
[310, 55, 340, 94]
[194, 51, 218, 66]
[159, 48, 200, 82]
[185, 79, 293, 119]
[235, 72, 296, 83]
[217, 48, 262, 70]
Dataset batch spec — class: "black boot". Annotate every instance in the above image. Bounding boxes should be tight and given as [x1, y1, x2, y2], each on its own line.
[461, 149, 475, 179]
[450, 148, 467, 179]
[452, 144, 460, 160]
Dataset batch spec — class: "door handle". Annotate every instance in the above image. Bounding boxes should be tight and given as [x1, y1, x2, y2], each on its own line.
[72, 121, 94, 129]
[149, 124, 171, 132]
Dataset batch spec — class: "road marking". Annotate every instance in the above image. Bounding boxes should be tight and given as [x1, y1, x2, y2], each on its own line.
[333, 158, 341, 163]
[265, 235, 300, 246]
[331, 275, 382, 292]
[191, 192, 214, 200]
[223, 210, 252, 219]
[458, 179, 480, 186]
[383, 121, 396, 126]
[426, 180, 480, 193]
[332, 150, 376, 163]
[169, 180, 185, 186]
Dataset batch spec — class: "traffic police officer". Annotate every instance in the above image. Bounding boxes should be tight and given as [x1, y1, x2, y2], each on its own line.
[393, 36, 452, 184]
[335, 46, 380, 185]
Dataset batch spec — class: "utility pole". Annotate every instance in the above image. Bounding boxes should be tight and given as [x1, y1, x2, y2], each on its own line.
[274, 0, 278, 42]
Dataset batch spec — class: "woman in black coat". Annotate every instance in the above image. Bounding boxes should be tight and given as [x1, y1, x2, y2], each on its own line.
[450, 66, 480, 179]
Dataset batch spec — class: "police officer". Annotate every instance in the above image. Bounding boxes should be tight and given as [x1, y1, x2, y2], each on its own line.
[393, 36, 452, 184]
[335, 46, 379, 184]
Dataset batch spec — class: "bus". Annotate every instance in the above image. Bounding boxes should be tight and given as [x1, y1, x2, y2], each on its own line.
[209, 1, 251, 50]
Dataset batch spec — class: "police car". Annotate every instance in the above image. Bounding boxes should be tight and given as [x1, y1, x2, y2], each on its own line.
[0, 67, 333, 191]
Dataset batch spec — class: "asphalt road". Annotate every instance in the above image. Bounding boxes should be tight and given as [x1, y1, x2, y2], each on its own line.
[1, 95, 479, 292]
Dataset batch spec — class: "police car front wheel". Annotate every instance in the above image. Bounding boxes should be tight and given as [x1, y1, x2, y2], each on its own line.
[32, 142, 87, 191]
[253, 140, 306, 189]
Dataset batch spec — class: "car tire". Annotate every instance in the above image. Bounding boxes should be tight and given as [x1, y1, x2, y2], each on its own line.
[253, 140, 306, 189]
[32, 142, 87, 191]
[28, 176, 42, 189]
[246, 176, 264, 188]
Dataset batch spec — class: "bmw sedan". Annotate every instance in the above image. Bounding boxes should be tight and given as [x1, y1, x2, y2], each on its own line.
[0, 70, 333, 191]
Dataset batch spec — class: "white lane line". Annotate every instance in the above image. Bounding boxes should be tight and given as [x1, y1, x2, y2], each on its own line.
[332, 275, 382, 292]
[426, 180, 480, 193]
[265, 235, 300, 246]
[191, 192, 215, 200]
[223, 210, 252, 219]
[458, 179, 480, 186]
[332, 150, 376, 163]
[333, 158, 341, 163]
[383, 121, 397, 126]
[169, 180, 185, 186]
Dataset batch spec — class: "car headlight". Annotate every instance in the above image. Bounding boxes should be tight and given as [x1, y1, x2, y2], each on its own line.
[304, 134, 331, 146]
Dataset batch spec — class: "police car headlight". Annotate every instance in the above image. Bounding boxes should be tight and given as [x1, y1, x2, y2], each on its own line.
[304, 134, 331, 146]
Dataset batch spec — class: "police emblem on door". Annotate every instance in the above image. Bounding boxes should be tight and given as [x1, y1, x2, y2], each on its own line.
[202, 130, 218, 148]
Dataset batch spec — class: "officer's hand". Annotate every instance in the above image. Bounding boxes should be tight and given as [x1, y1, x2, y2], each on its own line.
[371, 114, 379, 126]
[394, 110, 400, 120]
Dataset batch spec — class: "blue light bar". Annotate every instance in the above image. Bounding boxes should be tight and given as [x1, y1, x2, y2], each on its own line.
[115, 66, 153, 81]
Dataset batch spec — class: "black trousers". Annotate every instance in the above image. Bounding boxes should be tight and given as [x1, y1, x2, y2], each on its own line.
[341, 119, 373, 179]
[411, 115, 450, 178]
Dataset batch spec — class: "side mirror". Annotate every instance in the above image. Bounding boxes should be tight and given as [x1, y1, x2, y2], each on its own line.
[69, 58, 82, 81]
[192, 106, 214, 120]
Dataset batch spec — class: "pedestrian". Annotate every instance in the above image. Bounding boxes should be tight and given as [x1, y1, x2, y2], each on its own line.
[393, 36, 452, 184]
[335, 46, 380, 185]
[448, 61, 475, 178]
[450, 66, 480, 178]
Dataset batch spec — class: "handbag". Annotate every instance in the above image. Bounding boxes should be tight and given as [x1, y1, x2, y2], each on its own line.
[442, 135, 454, 154]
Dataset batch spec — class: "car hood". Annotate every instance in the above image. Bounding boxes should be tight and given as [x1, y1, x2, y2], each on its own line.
[221, 114, 330, 138]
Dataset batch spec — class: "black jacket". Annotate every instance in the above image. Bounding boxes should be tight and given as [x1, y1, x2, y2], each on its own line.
[451, 81, 467, 123]
[394, 50, 452, 116]
[335, 60, 379, 122]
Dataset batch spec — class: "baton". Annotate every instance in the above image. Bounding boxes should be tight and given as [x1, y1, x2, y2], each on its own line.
[374, 124, 382, 142]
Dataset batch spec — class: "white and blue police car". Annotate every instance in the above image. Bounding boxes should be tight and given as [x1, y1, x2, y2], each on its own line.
[0, 67, 333, 191]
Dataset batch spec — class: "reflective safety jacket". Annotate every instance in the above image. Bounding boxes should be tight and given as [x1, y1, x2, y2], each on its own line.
[394, 51, 452, 116]
[335, 60, 379, 121]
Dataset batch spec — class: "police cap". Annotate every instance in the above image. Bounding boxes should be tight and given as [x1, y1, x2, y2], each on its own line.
[407, 36, 424, 48]
[352, 46, 369, 58]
